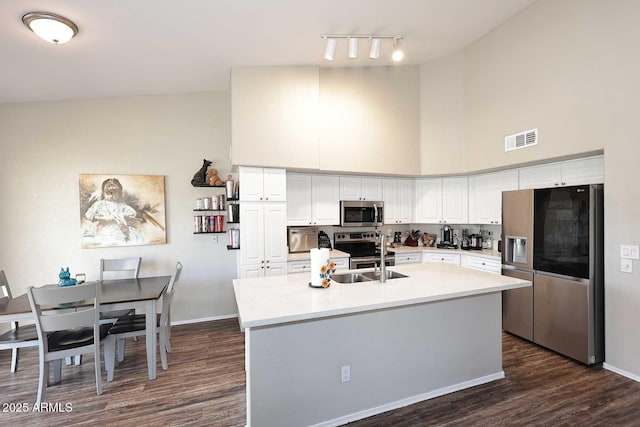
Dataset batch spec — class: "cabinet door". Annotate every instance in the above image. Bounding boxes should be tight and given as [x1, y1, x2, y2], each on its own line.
[414, 178, 442, 223]
[561, 156, 604, 186]
[240, 204, 265, 265]
[424, 253, 460, 265]
[312, 175, 340, 225]
[382, 179, 398, 224]
[395, 252, 420, 265]
[396, 179, 414, 224]
[339, 176, 362, 200]
[239, 167, 265, 201]
[240, 264, 265, 279]
[518, 163, 562, 189]
[442, 177, 468, 224]
[263, 168, 287, 201]
[286, 173, 312, 225]
[493, 169, 519, 224]
[361, 177, 382, 201]
[263, 203, 288, 264]
[266, 262, 287, 277]
[468, 173, 495, 225]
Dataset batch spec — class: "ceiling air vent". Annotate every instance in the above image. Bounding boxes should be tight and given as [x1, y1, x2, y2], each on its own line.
[505, 128, 538, 152]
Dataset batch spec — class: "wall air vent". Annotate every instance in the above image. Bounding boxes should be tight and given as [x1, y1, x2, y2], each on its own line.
[505, 128, 538, 152]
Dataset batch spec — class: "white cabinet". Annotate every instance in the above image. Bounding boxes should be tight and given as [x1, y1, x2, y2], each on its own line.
[414, 177, 468, 224]
[287, 256, 349, 274]
[461, 254, 501, 274]
[518, 155, 603, 189]
[394, 251, 421, 265]
[239, 203, 288, 278]
[468, 169, 519, 225]
[339, 176, 383, 201]
[287, 173, 340, 226]
[239, 167, 287, 202]
[382, 178, 414, 224]
[422, 252, 461, 265]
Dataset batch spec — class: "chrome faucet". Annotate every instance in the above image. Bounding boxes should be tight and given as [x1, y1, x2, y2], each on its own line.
[379, 234, 387, 283]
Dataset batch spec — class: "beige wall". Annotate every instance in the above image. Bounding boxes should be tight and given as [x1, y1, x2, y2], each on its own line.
[454, 0, 640, 376]
[0, 92, 238, 324]
[319, 66, 421, 175]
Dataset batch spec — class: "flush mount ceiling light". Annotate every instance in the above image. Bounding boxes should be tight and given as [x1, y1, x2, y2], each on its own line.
[321, 34, 404, 61]
[22, 12, 79, 44]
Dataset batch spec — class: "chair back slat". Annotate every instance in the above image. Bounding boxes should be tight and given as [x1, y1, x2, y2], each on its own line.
[28, 283, 100, 333]
[159, 262, 182, 330]
[100, 257, 141, 281]
[165, 262, 183, 295]
[0, 270, 12, 299]
[38, 308, 97, 332]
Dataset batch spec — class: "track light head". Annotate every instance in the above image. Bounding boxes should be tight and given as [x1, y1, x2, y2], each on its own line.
[324, 37, 337, 61]
[392, 38, 404, 62]
[368, 38, 381, 59]
[348, 37, 358, 59]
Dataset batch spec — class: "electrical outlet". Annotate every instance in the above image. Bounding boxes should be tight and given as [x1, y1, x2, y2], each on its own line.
[341, 365, 350, 383]
[621, 259, 633, 273]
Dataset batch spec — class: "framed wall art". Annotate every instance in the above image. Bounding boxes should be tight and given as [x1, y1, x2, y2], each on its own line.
[79, 174, 167, 248]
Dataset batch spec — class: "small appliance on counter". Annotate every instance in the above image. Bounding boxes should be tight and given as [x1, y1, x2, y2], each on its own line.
[393, 232, 402, 244]
[436, 225, 458, 249]
[288, 226, 319, 253]
[318, 231, 332, 249]
[469, 234, 483, 250]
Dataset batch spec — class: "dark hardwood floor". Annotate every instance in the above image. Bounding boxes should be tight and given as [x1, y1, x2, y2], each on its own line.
[1, 319, 640, 426]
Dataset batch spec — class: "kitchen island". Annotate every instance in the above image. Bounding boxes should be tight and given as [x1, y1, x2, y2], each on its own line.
[233, 262, 530, 427]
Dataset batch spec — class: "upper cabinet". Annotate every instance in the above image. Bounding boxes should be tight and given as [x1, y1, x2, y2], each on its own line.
[414, 177, 468, 224]
[468, 169, 519, 225]
[339, 176, 383, 201]
[231, 67, 320, 169]
[518, 155, 603, 189]
[287, 173, 340, 226]
[383, 178, 414, 224]
[239, 167, 286, 202]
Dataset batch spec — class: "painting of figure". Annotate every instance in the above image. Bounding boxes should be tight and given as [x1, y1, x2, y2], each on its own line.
[79, 174, 166, 248]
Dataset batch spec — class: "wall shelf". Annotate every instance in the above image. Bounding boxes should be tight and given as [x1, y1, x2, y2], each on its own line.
[194, 231, 226, 235]
[226, 245, 240, 250]
[194, 209, 226, 212]
[192, 184, 226, 188]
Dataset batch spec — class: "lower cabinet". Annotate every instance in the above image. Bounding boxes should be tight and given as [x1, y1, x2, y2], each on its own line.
[394, 252, 421, 265]
[240, 263, 287, 278]
[422, 252, 461, 265]
[461, 254, 501, 274]
[287, 257, 349, 274]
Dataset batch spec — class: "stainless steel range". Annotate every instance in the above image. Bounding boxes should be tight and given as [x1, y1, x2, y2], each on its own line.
[334, 232, 395, 269]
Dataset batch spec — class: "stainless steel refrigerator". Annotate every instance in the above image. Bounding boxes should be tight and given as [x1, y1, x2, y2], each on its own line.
[502, 184, 604, 365]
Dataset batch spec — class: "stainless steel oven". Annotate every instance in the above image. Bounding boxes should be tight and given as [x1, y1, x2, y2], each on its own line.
[333, 231, 395, 269]
[340, 201, 383, 227]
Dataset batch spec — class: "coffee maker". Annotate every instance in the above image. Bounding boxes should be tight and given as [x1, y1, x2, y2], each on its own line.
[393, 232, 402, 244]
[437, 225, 457, 249]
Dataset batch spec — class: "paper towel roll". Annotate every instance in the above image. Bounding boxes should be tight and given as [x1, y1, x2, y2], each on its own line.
[310, 248, 331, 288]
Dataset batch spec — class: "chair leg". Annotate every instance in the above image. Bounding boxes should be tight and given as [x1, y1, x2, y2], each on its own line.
[117, 338, 126, 362]
[95, 347, 102, 396]
[105, 336, 115, 382]
[52, 359, 62, 384]
[11, 348, 18, 373]
[159, 331, 168, 370]
[36, 352, 45, 406]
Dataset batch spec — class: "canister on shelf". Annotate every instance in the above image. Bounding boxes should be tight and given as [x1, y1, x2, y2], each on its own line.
[211, 197, 219, 210]
[194, 216, 202, 233]
[195, 198, 204, 210]
[215, 215, 224, 232]
[218, 194, 226, 210]
[203, 197, 212, 210]
[208, 215, 216, 232]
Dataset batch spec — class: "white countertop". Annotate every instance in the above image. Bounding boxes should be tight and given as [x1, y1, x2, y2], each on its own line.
[233, 262, 529, 329]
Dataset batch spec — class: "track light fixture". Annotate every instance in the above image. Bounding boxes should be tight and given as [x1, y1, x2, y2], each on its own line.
[321, 34, 404, 61]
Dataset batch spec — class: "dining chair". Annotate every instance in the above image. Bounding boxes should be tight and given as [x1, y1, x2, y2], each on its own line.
[0, 270, 39, 373]
[27, 282, 114, 406]
[106, 262, 182, 380]
[99, 257, 141, 320]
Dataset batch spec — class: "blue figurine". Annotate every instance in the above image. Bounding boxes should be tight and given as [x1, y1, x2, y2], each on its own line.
[58, 267, 78, 287]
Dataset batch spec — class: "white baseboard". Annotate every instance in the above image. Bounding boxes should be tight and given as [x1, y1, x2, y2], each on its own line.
[310, 371, 505, 427]
[171, 313, 238, 326]
[603, 363, 640, 382]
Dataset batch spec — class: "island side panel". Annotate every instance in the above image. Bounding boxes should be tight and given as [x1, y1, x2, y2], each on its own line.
[246, 292, 502, 427]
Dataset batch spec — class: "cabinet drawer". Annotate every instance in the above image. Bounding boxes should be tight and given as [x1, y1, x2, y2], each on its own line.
[423, 253, 461, 265]
[394, 253, 421, 265]
[287, 260, 311, 274]
[331, 258, 349, 270]
[461, 255, 501, 274]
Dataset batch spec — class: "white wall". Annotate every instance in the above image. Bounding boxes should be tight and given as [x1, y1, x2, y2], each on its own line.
[421, 0, 640, 378]
[0, 92, 238, 323]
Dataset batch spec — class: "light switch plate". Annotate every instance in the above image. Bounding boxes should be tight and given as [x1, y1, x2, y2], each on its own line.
[621, 244, 640, 260]
[621, 259, 633, 273]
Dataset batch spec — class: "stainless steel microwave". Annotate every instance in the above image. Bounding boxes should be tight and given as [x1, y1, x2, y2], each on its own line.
[340, 201, 384, 227]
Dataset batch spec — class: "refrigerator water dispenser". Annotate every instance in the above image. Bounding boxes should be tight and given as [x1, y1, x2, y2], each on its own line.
[506, 236, 528, 264]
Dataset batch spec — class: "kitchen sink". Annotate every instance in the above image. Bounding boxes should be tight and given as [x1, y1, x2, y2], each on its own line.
[361, 270, 408, 281]
[331, 270, 408, 284]
[331, 273, 373, 283]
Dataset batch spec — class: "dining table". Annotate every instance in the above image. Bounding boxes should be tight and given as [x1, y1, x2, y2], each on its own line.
[0, 275, 170, 380]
